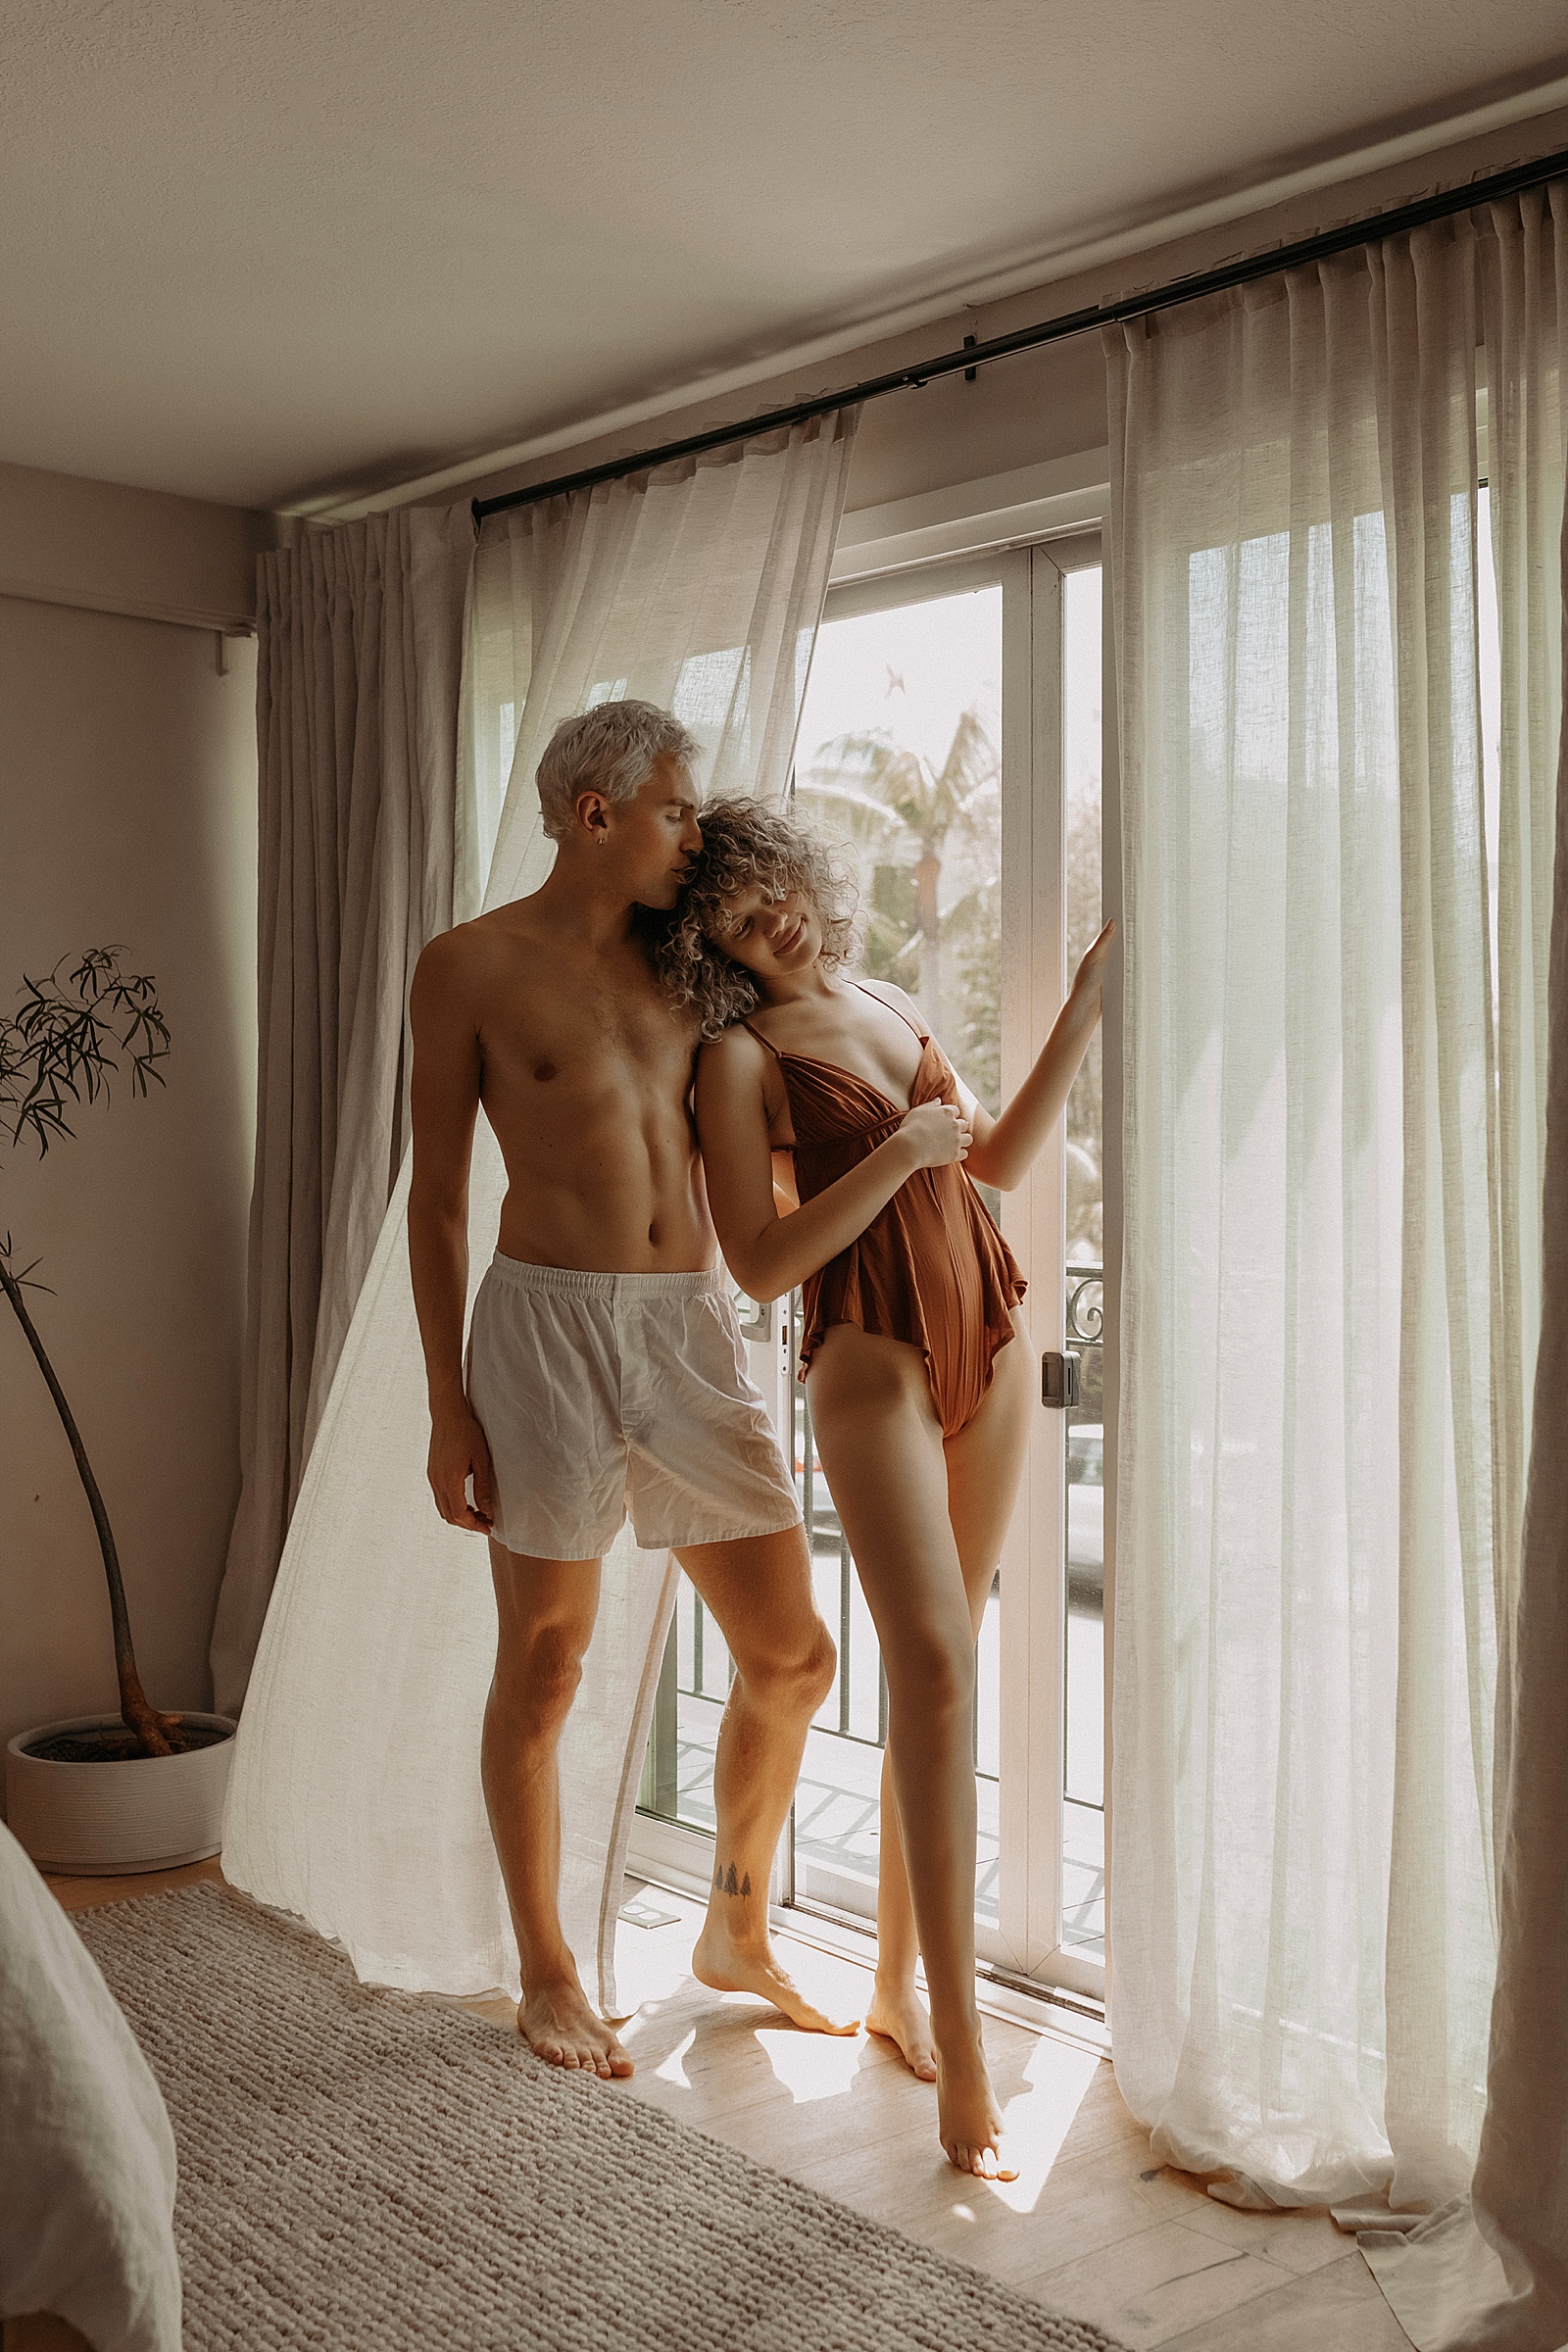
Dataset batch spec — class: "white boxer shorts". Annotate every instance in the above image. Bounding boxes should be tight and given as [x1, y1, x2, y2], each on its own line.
[465, 1254, 803, 1560]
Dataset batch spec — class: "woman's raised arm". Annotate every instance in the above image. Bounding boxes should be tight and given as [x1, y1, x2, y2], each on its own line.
[695, 1028, 970, 1303]
[963, 919, 1115, 1193]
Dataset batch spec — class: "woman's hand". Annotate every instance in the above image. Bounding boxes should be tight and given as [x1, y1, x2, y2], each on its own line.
[1068, 917, 1116, 1008]
[898, 1101, 972, 1168]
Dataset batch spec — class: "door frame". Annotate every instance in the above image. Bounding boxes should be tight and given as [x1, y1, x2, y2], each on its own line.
[992, 532, 1108, 1999]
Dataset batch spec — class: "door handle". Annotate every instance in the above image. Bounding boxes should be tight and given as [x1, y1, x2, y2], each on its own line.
[1042, 1350, 1080, 1409]
[737, 1297, 772, 1342]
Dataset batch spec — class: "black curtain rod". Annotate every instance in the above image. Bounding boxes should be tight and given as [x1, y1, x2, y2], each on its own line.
[472, 141, 1568, 524]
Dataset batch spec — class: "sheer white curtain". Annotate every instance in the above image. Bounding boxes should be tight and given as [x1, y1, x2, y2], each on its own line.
[1105, 196, 1558, 2225]
[222, 415, 857, 2014]
[1359, 183, 1568, 2352]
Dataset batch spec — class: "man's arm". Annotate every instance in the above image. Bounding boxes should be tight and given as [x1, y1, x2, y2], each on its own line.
[408, 930, 495, 1535]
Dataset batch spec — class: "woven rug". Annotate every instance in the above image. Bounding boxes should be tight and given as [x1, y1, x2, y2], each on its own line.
[75, 1883, 1129, 2352]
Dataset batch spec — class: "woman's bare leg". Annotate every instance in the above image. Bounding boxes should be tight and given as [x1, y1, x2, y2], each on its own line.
[865, 1314, 1033, 2085]
[865, 1741, 935, 2075]
[807, 1323, 1019, 2177]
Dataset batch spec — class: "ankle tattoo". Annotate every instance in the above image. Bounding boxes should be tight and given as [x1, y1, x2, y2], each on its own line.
[713, 1862, 753, 1898]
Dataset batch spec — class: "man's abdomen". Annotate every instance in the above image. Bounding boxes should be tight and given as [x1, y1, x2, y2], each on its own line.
[494, 1143, 713, 1274]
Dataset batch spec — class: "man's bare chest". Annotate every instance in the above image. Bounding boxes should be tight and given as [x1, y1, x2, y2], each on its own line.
[479, 980, 694, 1112]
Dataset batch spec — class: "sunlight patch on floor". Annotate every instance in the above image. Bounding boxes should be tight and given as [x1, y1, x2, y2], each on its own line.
[654, 2027, 697, 2087]
[756, 2025, 868, 2104]
[987, 2034, 1103, 2213]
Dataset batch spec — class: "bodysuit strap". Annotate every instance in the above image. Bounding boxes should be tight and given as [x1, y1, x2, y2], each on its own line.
[851, 978, 929, 1045]
[739, 1017, 784, 1058]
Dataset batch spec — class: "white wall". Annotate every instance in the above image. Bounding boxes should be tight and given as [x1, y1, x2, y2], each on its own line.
[0, 463, 267, 1758]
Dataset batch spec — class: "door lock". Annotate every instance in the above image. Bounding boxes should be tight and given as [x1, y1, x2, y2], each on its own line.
[1041, 1349, 1080, 1409]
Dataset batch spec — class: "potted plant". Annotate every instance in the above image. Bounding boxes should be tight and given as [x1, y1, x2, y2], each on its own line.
[3, 948, 235, 1873]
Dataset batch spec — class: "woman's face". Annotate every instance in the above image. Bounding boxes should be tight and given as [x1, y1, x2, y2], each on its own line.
[706, 880, 823, 986]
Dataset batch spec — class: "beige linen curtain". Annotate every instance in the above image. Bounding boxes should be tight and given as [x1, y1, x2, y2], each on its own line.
[210, 506, 475, 1712]
[221, 415, 857, 2015]
[1104, 186, 1560, 2240]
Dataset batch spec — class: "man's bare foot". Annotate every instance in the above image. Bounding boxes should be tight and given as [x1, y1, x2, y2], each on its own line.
[865, 1982, 938, 2082]
[692, 1921, 860, 2035]
[518, 1978, 634, 2078]
[936, 2032, 1016, 2179]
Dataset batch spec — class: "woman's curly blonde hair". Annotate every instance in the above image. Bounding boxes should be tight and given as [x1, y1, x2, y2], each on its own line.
[656, 795, 861, 1041]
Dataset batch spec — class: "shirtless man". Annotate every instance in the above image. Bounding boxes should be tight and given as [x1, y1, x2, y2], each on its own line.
[408, 699, 845, 2078]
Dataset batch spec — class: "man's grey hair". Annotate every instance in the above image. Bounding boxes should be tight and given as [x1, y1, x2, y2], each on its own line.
[535, 700, 704, 843]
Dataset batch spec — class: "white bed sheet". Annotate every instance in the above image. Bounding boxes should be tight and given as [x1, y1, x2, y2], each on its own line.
[0, 1826, 180, 2352]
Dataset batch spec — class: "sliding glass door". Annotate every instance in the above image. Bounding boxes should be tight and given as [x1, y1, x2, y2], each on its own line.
[634, 537, 1110, 1999]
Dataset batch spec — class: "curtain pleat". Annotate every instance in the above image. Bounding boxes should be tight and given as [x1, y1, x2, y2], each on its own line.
[1478, 186, 1568, 1821]
[1373, 217, 1499, 2209]
[221, 415, 857, 2014]
[209, 506, 474, 1714]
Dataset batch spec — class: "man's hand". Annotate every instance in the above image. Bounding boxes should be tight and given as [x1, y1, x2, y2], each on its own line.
[427, 1401, 497, 1535]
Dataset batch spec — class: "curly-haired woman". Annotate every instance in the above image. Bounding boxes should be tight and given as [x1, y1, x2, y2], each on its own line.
[658, 795, 1112, 2179]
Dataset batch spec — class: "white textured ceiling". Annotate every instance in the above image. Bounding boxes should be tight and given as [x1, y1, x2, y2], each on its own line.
[3, 0, 1565, 511]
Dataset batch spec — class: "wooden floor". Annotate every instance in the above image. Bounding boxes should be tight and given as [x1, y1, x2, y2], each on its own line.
[28, 1861, 1413, 2352]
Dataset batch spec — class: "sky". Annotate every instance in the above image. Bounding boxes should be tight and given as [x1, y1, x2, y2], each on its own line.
[796, 582, 1004, 784]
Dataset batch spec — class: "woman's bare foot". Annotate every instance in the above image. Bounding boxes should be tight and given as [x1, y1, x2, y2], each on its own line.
[692, 1922, 860, 2035]
[865, 1981, 938, 2081]
[936, 2031, 1016, 2179]
[518, 1978, 634, 2078]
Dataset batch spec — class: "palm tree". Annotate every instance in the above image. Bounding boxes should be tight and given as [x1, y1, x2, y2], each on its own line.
[799, 706, 1000, 1040]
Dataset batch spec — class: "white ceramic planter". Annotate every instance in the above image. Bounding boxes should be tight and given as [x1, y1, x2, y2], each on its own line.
[5, 1711, 236, 1875]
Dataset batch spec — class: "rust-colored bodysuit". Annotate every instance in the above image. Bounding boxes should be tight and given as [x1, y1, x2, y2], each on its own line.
[745, 988, 1026, 1439]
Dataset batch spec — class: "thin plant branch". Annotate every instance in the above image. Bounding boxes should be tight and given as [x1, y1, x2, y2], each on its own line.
[1, 947, 183, 1757]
